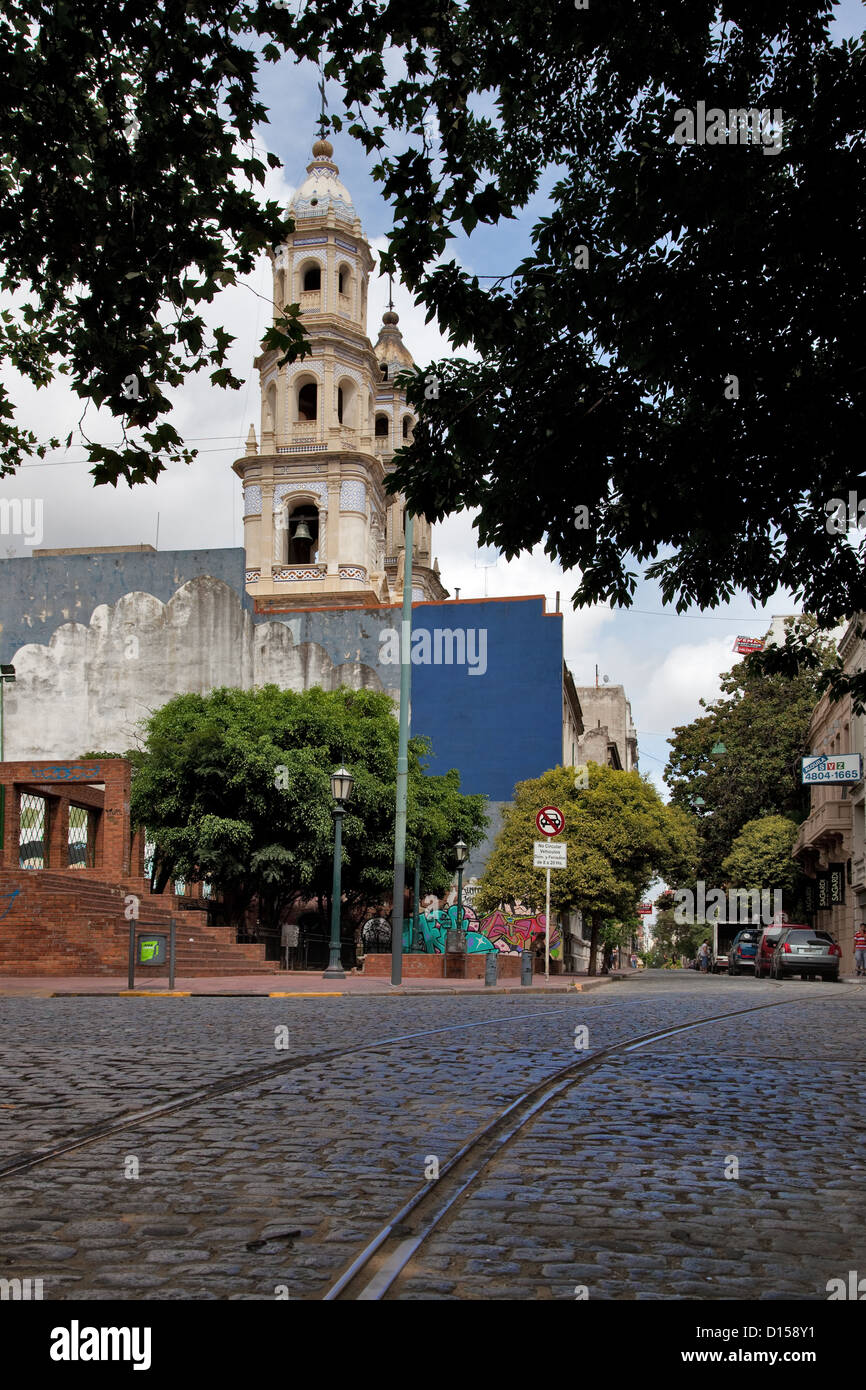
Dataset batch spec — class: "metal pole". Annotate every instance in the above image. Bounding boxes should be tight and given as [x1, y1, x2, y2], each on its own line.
[324, 806, 346, 979]
[457, 862, 464, 932]
[413, 857, 421, 952]
[390, 513, 414, 987]
[128, 919, 136, 990]
[169, 917, 176, 991]
[0, 680, 4, 850]
[545, 866, 551, 982]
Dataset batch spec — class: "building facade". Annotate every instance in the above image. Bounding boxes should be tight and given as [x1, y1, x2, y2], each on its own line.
[793, 617, 858, 965]
[573, 683, 638, 772]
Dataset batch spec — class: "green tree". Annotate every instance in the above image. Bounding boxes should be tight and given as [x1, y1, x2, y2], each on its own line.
[127, 685, 487, 936]
[664, 618, 835, 884]
[721, 815, 805, 915]
[649, 887, 706, 965]
[303, 2, 864, 630]
[475, 763, 696, 974]
[0, 0, 310, 484]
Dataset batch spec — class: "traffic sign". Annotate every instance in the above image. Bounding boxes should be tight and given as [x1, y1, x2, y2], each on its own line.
[536, 806, 564, 837]
[534, 841, 567, 868]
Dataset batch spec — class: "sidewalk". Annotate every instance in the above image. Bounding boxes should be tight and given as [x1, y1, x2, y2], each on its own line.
[0, 970, 627, 998]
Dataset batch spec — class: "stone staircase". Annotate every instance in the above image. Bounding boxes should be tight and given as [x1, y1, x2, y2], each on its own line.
[0, 869, 279, 976]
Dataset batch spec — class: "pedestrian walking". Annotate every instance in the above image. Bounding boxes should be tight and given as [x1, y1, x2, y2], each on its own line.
[854, 923, 866, 977]
[698, 939, 711, 973]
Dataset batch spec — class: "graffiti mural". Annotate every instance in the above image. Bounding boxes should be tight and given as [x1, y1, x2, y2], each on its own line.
[0, 889, 21, 921]
[361, 892, 561, 959]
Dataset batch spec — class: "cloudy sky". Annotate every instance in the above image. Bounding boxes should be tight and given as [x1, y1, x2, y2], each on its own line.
[2, 1, 862, 795]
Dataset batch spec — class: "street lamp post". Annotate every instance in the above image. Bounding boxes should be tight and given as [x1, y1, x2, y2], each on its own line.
[324, 765, 354, 980]
[455, 837, 468, 937]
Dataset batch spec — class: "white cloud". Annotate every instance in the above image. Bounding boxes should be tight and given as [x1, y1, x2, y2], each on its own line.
[640, 635, 737, 732]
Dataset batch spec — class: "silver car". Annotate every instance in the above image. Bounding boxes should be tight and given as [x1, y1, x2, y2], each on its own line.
[770, 927, 842, 981]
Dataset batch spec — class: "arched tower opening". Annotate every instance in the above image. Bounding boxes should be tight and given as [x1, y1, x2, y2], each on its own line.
[287, 504, 319, 565]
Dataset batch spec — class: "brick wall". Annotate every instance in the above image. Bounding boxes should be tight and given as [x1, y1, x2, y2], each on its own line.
[362, 952, 524, 978]
[0, 869, 277, 976]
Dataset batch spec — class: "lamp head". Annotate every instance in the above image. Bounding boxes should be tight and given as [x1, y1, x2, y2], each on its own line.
[330, 765, 354, 804]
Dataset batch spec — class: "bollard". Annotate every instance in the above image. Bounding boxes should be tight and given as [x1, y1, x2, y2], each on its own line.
[521, 949, 533, 986]
[485, 952, 498, 987]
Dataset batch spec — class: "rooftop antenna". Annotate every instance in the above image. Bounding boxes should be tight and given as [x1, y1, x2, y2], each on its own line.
[387, 274, 394, 312]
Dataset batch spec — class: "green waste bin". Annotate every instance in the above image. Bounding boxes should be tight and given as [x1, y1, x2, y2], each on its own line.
[138, 933, 167, 966]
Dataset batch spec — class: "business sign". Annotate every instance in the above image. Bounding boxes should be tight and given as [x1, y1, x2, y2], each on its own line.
[829, 862, 846, 906]
[733, 636, 765, 655]
[636, 903, 653, 915]
[816, 871, 832, 911]
[801, 753, 863, 784]
[534, 841, 567, 869]
[536, 806, 565, 837]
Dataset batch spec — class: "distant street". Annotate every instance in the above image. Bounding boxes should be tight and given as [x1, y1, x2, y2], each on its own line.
[1, 972, 863, 1300]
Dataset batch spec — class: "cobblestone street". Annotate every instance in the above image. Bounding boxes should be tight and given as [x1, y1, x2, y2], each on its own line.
[2, 971, 864, 1301]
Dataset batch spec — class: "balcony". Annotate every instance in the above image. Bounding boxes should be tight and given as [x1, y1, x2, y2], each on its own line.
[793, 799, 852, 857]
[299, 291, 321, 313]
[272, 565, 326, 583]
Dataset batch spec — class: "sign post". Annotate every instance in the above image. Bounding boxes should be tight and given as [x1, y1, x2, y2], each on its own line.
[534, 828, 567, 982]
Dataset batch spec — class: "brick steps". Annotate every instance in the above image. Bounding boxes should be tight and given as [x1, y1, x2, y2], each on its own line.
[0, 869, 279, 975]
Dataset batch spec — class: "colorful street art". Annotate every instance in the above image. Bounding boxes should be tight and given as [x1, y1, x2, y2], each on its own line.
[361, 894, 561, 959]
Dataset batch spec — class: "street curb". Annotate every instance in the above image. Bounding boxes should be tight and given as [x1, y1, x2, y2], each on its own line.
[34, 977, 620, 1000]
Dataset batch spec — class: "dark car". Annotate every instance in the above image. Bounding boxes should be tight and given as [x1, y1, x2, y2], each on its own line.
[728, 928, 760, 975]
[770, 927, 842, 981]
[754, 924, 789, 979]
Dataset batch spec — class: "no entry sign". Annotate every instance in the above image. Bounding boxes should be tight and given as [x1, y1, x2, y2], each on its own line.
[536, 806, 564, 837]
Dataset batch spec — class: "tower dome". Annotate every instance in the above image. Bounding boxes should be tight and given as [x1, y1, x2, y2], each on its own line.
[290, 139, 357, 223]
[373, 309, 415, 374]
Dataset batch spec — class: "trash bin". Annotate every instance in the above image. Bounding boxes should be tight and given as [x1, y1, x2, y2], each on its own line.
[521, 949, 533, 986]
[485, 952, 498, 987]
[137, 933, 167, 966]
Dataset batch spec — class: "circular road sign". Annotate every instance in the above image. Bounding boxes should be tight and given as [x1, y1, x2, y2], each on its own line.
[536, 806, 565, 837]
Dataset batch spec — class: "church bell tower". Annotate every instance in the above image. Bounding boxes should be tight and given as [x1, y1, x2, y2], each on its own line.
[233, 138, 447, 610]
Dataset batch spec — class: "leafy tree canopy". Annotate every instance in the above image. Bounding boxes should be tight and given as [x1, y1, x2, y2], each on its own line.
[299, 1, 865, 630]
[0, 0, 312, 484]
[475, 762, 696, 972]
[664, 617, 835, 882]
[126, 684, 487, 930]
[5, 1, 865, 686]
[721, 814, 805, 909]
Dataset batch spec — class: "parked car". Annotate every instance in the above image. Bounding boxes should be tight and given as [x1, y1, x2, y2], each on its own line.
[728, 928, 760, 975]
[754, 924, 789, 978]
[769, 926, 842, 981]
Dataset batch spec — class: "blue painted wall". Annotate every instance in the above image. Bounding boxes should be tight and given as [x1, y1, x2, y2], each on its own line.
[407, 597, 562, 801]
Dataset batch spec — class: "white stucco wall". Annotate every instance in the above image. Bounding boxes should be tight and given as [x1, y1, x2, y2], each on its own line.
[3, 576, 383, 759]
